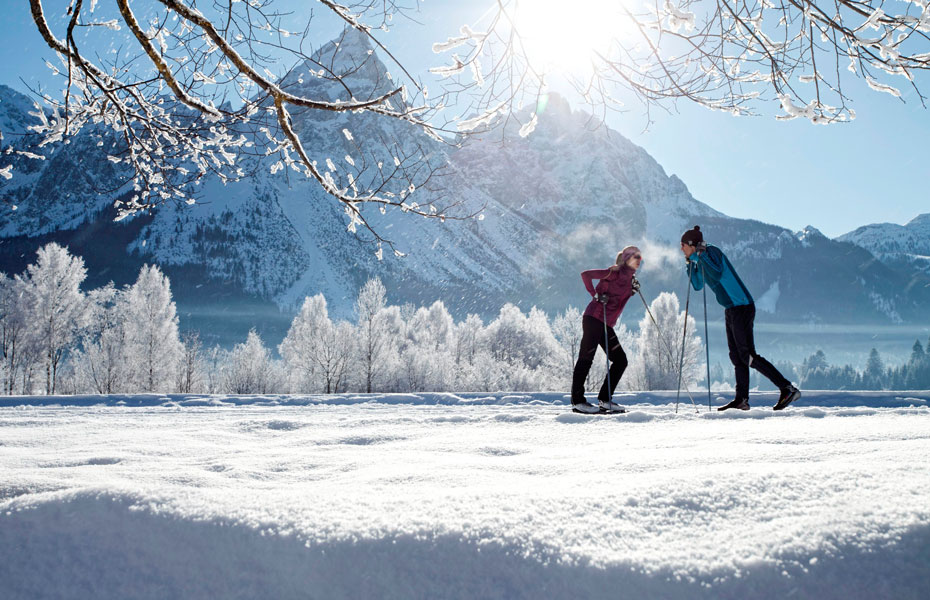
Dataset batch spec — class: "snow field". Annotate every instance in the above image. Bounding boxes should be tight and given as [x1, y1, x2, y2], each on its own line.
[1, 392, 929, 599]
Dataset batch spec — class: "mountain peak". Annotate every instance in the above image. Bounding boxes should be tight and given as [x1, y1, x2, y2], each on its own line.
[796, 225, 825, 246]
[311, 26, 377, 69]
[279, 26, 390, 100]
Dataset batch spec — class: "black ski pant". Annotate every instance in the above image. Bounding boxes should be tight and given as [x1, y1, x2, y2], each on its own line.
[725, 304, 790, 399]
[571, 315, 627, 403]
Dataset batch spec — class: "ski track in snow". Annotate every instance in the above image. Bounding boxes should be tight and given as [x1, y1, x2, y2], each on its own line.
[1, 391, 929, 599]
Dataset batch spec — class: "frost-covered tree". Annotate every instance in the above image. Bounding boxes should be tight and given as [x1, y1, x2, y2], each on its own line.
[224, 329, 276, 394]
[484, 304, 560, 371]
[398, 344, 437, 392]
[204, 344, 226, 394]
[476, 304, 564, 391]
[369, 304, 405, 392]
[469, 350, 508, 392]
[279, 294, 352, 393]
[177, 331, 206, 394]
[408, 301, 456, 352]
[401, 301, 456, 391]
[122, 265, 183, 392]
[550, 306, 582, 381]
[18, 243, 88, 394]
[0, 274, 31, 395]
[454, 313, 485, 376]
[454, 322, 507, 391]
[356, 277, 389, 393]
[626, 292, 703, 391]
[72, 284, 127, 394]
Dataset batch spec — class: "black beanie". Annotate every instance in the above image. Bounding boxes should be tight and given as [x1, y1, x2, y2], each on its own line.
[681, 226, 703, 246]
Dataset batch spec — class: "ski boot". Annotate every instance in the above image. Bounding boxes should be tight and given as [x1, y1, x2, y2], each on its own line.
[572, 400, 601, 414]
[598, 399, 625, 413]
[774, 385, 801, 411]
[717, 397, 750, 411]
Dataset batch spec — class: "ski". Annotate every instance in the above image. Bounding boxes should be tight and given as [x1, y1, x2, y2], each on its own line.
[571, 406, 627, 415]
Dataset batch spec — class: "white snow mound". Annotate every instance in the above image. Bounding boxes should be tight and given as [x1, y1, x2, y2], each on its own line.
[1, 391, 928, 599]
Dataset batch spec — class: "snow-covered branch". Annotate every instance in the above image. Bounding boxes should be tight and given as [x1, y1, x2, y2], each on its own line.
[22, 0, 474, 255]
[432, 0, 930, 128]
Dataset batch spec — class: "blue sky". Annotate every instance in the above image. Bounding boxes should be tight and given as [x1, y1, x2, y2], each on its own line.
[2, 1, 926, 238]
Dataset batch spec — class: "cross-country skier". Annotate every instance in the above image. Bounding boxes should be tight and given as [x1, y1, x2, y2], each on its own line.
[570, 246, 643, 414]
[680, 226, 801, 411]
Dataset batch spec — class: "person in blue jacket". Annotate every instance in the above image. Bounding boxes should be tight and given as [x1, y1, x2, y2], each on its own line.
[681, 226, 801, 411]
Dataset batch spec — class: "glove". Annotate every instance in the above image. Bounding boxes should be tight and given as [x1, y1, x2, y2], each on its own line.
[631, 277, 640, 293]
[596, 293, 609, 304]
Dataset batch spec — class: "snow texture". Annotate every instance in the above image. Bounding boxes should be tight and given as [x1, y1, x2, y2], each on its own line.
[1, 391, 929, 599]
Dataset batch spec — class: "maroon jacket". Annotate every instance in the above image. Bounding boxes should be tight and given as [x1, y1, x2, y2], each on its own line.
[581, 265, 635, 328]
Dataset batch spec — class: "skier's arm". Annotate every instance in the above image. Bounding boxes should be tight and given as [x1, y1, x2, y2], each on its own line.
[687, 257, 704, 291]
[698, 246, 725, 277]
[581, 268, 611, 296]
[688, 246, 725, 290]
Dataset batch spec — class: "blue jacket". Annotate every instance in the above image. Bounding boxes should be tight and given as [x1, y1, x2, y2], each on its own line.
[687, 245, 753, 309]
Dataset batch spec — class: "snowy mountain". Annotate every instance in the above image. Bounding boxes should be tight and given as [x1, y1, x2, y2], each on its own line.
[0, 85, 129, 236]
[837, 214, 930, 275]
[0, 84, 38, 143]
[2, 28, 929, 342]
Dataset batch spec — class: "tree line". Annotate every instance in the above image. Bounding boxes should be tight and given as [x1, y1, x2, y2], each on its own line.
[1, 243, 705, 395]
[1, 243, 926, 395]
[789, 345, 930, 391]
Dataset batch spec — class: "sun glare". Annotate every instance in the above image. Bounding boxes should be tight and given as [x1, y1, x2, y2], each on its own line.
[513, 0, 635, 74]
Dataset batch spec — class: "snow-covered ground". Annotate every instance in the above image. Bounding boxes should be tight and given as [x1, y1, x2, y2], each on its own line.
[2, 391, 929, 599]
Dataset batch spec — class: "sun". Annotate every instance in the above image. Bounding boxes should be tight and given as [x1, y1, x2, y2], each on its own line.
[512, 0, 635, 74]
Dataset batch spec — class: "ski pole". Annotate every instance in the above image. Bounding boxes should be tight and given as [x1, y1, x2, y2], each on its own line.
[637, 289, 698, 412]
[676, 276, 692, 414]
[602, 298, 611, 407]
[701, 264, 712, 411]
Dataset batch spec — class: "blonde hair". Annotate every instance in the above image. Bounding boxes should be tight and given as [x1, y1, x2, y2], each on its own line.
[616, 245, 641, 265]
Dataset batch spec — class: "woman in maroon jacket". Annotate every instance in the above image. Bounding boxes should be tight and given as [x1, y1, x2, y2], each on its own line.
[571, 246, 642, 413]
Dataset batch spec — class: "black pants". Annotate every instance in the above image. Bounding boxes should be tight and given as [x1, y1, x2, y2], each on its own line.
[725, 304, 790, 399]
[571, 315, 628, 403]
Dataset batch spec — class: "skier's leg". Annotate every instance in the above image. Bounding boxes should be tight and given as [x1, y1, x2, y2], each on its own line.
[741, 305, 792, 389]
[725, 307, 751, 400]
[598, 328, 628, 402]
[572, 316, 603, 403]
